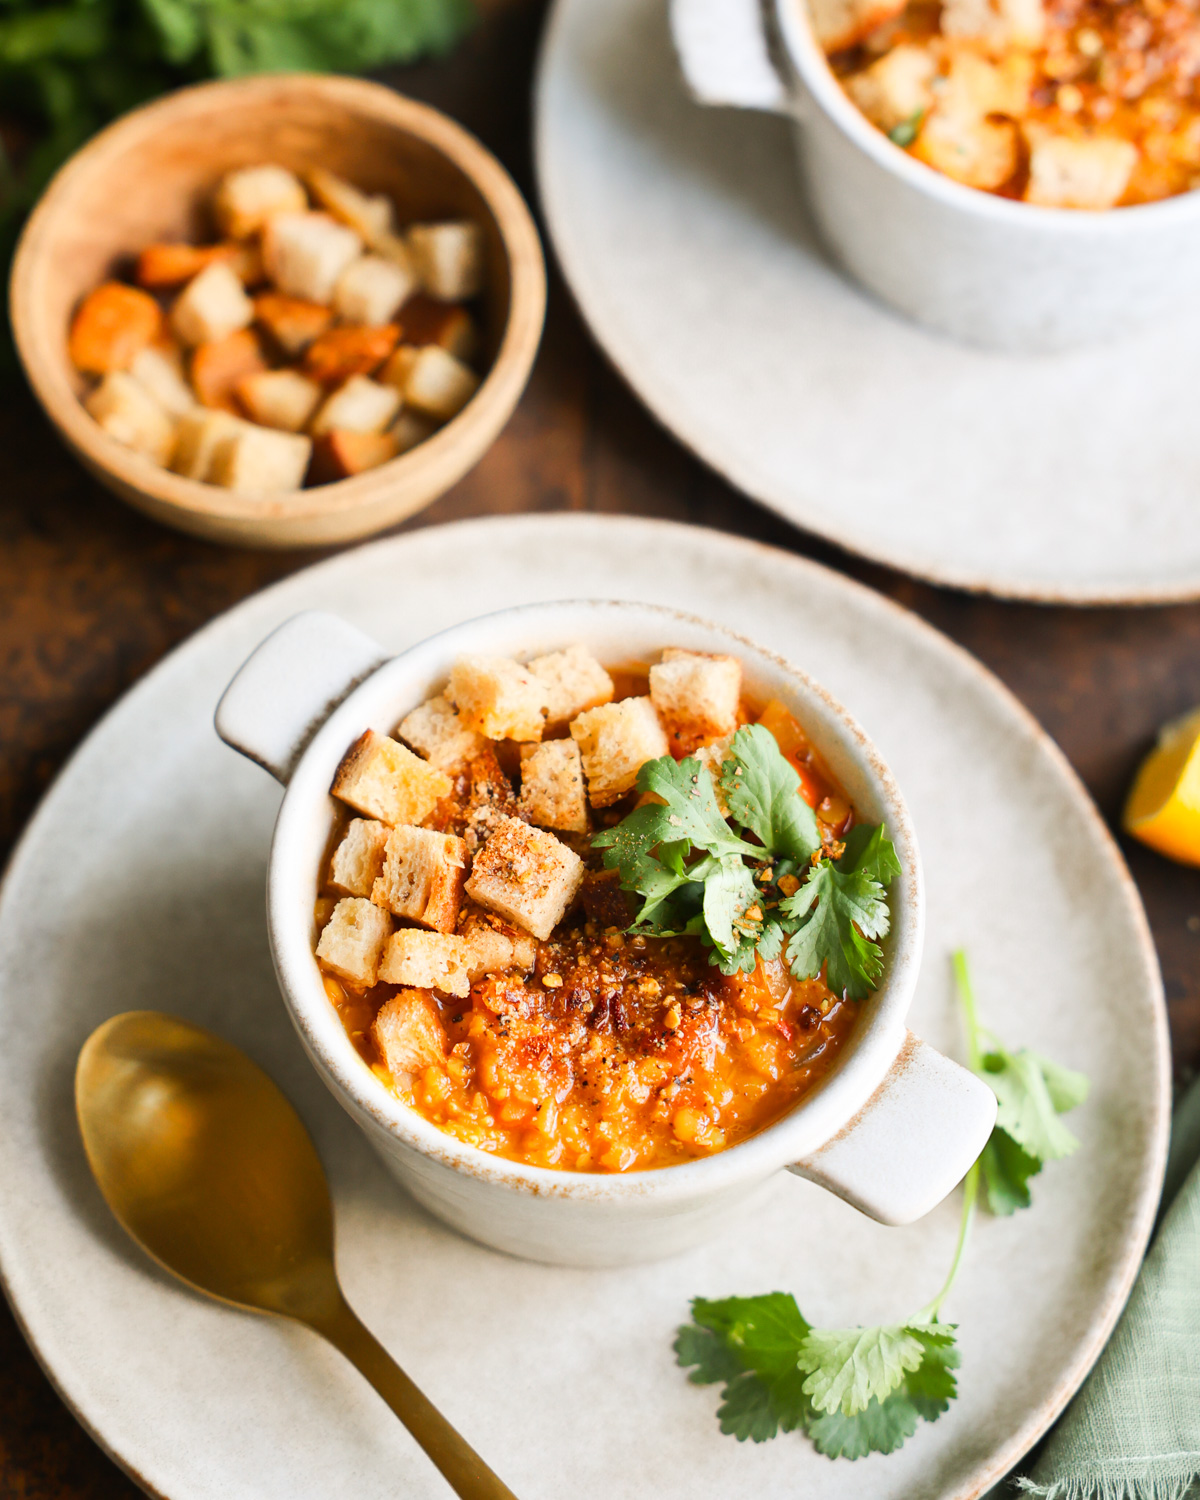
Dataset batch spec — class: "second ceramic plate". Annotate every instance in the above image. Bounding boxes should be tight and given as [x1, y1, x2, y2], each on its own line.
[536, 0, 1200, 602]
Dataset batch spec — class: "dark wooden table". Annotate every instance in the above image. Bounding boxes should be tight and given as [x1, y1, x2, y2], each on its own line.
[3, 3, 1198, 1493]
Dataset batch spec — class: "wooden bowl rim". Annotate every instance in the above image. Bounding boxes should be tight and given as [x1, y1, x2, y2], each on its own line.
[10, 72, 546, 526]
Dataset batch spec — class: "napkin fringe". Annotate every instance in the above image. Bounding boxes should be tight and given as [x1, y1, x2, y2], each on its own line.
[1016, 1470, 1200, 1500]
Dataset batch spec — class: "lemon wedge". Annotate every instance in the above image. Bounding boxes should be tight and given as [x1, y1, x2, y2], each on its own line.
[1124, 706, 1200, 865]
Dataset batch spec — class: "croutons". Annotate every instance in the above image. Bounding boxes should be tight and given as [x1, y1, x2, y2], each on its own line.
[518, 740, 589, 834]
[845, 45, 936, 134]
[169, 408, 242, 481]
[333, 254, 416, 326]
[401, 345, 480, 422]
[398, 695, 487, 770]
[378, 930, 471, 997]
[214, 164, 307, 239]
[373, 990, 446, 1077]
[263, 211, 362, 303]
[235, 368, 323, 432]
[69, 283, 162, 374]
[526, 644, 614, 725]
[464, 815, 585, 941]
[391, 409, 439, 454]
[302, 324, 400, 384]
[316, 896, 391, 988]
[649, 648, 742, 750]
[405, 220, 485, 301]
[397, 294, 478, 362]
[447, 655, 549, 741]
[309, 429, 400, 482]
[808, 0, 906, 52]
[310, 375, 401, 435]
[915, 109, 1018, 191]
[1024, 131, 1137, 209]
[306, 167, 395, 246]
[380, 343, 420, 391]
[170, 262, 254, 348]
[423, 745, 519, 851]
[129, 345, 196, 417]
[190, 328, 268, 411]
[457, 909, 537, 980]
[328, 817, 389, 897]
[372, 825, 468, 933]
[253, 293, 333, 356]
[570, 697, 670, 807]
[84, 372, 177, 464]
[940, 0, 1045, 49]
[332, 729, 452, 826]
[208, 422, 312, 493]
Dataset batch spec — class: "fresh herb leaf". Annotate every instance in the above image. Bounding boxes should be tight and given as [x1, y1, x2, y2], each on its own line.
[797, 1324, 928, 1416]
[887, 107, 924, 146]
[717, 1372, 782, 1441]
[636, 755, 758, 862]
[805, 1392, 920, 1459]
[719, 724, 820, 862]
[782, 843, 893, 1001]
[978, 1126, 1042, 1215]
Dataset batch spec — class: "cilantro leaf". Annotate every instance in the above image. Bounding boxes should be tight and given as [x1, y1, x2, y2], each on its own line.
[673, 1322, 744, 1385]
[696, 855, 763, 971]
[691, 1293, 812, 1381]
[717, 1373, 781, 1441]
[805, 1393, 920, 1459]
[719, 724, 820, 862]
[638, 756, 758, 862]
[840, 821, 903, 885]
[978, 1126, 1042, 1215]
[982, 1047, 1088, 1162]
[903, 1327, 960, 1418]
[797, 1324, 927, 1416]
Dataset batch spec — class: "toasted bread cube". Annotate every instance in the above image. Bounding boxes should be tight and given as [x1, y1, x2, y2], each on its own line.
[84, 372, 176, 465]
[170, 261, 253, 348]
[333, 253, 416, 326]
[303, 324, 399, 383]
[447, 655, 549, 741]
[391, 409, 439, 453]
[526, 644, 614, 725]
[458, 909, 537, 980]
[129, 344, 196, 417]
[397, 294, 478, 361]
[170, 408, 243, 480]
[332, 729, 452, 826]
[306, 167, 395, 246]
[328, 817, 389, 897]
[464, 815, 584, 941]
[373, 990, 446, 1077]
[518, 740, 589, 834]
[236, 368, 323, 432]
[915, 108, 1018, 191]
[941, 0, 1044, 49]
[311, 374, 401, 435]
[1024, 131, 1137, 209]
[940, 50, 1032, 119]
[190, 328, 268, 411]
[380, 343, 420, 391]
[253, 292, 333, 356]
[263, 211, 362, 303]
[372, 824, 468, 932]
[379, 930, 471, 997]
[570, 697, 670, 807]
[402, 345, 480, 421]
[398, 695, 487, 770]
[309, 429, 400, 483]
[214, 164, 307, 239]
[649, 648, 742, 750]
[136, 242, 235, 290]
[405, 220, 485, 301]
[208, 422, 311, 493]
[316, 896, 391, 988]
[845, 45, 936, 133]
[69, 282, 162, 375]
[808, 0, 906, 51]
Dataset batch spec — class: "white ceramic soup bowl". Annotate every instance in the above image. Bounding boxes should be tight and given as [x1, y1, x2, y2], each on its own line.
[216, 599, 995, 1266]
[671, 0, 1200, 350]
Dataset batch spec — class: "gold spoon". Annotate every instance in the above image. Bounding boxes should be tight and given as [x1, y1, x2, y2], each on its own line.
[76, 1010, 518, 1500]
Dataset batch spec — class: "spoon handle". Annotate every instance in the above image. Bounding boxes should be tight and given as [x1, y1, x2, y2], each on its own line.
[316, 1294, 520, 1500]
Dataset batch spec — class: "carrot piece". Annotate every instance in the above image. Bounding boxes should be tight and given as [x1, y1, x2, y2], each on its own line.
[302, 324, 399, 384]
[252, 292, 333, 356]
[190, 327, 268, 411]
[310, 428, 400, 483]
[68, 282, 163, 374]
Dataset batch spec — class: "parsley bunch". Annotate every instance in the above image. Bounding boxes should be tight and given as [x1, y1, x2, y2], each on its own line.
[592, 725, 900, 999]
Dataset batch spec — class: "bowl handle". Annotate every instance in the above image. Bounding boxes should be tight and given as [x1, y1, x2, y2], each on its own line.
[670, 0, 792, 112]
[788, 1032, 997, 1225]
[215, 610, 389, 785]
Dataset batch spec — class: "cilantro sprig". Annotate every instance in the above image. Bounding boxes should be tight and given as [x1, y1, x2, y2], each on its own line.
[591, 725, 900, 999]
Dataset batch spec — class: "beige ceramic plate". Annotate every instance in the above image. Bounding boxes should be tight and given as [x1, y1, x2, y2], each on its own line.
[0, 516, 1168, 1499]
[535, 0, 1200, 603]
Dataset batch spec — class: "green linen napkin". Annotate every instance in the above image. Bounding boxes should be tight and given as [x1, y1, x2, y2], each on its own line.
[1016, 1078, 1200, 1500]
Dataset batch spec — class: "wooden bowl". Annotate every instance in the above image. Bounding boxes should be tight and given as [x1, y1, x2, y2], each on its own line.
[10, 74, 546, 549]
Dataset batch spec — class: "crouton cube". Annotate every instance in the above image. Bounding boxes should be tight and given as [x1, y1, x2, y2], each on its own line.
[332, 729, 452, 826]
[808, 0, 906, 50]
[457, 910, 537, 980]
[397, 294, 478, 362]
[423, 744, 519, 852]
[464, 815, 585, 941]
[69, 282, 162, 374]
[311, 374, 401, 435]
[129, 344, 196, 417]
[447, 655, 549, 741]
[405, 220, 485, 301]
[333, 254, 416, 326]
[914, 107, 1018, 191]
[939, 50, 1032, 118]
[309, 429, 400, 483]
[236, 368, 323, 432]
[380, 343, 420, 391]
[170, 408, 243, 481]
[263, 211, 362, 303]
[208, 422, 311, 493]
[253, 292, 333, 356]
[391, 409, 439, 453]
[518, 739, 589, 834]
[306, 167, 395, 246]
[302, 324, 399, 384]
[214, 164, 308, 239]
[190, 328, 268, 411]
[136, 243, 236, 290]
[845, 45, 936, 133]
[170, 261, 253, 348]
[398, 695, 488, 770]
[1024, 131, 1137, 209]
[649, 648, 742, 751]
[526, 644, 614, 725]
[940, 0, 1045, 49]
[570, 697, 670, 807]
[328, 817, 389, 897]
[84, 372, 176, 465]
[372, 824, 468, 932]
[373, 990, 447, 1077]
[316, 896, 391, 988]
[378, 930, 471, 997]
[402, 345, 480, 422]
